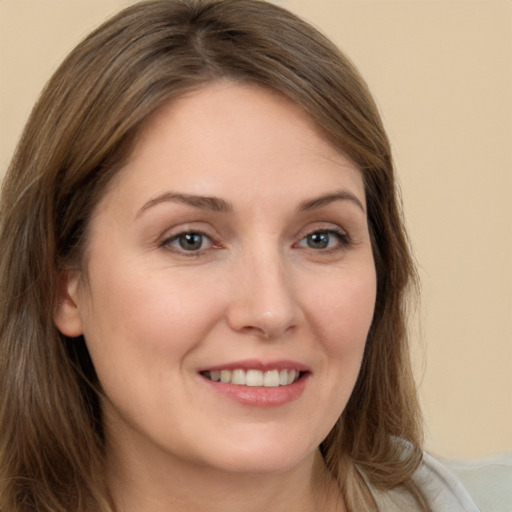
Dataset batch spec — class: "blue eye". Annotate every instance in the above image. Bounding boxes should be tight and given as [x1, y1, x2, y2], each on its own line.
[166, 232, 212, 251]
[298, 229, 349, 250]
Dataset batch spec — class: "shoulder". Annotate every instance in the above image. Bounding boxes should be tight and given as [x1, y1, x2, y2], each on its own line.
[369, 451, 481, 512]
[411, 451, 481, 512]
[442, 452, 512, 512]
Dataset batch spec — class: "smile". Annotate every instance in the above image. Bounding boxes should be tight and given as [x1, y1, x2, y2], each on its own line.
[201, 369, 302, 387]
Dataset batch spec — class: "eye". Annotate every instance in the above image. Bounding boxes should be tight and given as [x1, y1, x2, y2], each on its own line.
[297, 229, 350, 250]
[164, 231, 213, 252]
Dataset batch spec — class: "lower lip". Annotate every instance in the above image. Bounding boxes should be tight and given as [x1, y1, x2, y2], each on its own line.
[200, 374, 309, 408]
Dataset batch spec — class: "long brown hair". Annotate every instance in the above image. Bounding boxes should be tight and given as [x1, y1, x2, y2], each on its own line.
[0, 1, 425, 510]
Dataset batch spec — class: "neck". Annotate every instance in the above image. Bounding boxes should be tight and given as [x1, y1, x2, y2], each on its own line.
[106, 444, 344, 512]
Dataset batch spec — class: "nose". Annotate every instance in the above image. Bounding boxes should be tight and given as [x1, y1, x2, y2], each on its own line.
[226, 246, 301, 340]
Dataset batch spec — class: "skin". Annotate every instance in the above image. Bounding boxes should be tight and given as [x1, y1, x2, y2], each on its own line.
[55, 81, 377, 512]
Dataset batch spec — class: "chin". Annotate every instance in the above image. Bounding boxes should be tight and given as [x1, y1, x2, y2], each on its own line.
[208, 450, 313, 476]
[190, 426, 322, 476]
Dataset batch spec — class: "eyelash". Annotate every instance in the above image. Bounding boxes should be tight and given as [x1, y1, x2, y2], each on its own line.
[160, 227, 352, 256]
[295, 227, 352, 253]
[160, 230, 217, 255]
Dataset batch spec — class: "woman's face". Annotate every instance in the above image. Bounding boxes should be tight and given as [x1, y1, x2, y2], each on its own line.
[56, 82, 376, 478]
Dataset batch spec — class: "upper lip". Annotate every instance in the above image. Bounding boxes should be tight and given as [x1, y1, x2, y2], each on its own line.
[198, 359, 311, 373]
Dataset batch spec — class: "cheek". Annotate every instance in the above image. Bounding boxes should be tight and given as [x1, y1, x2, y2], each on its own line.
[308, 266, 376, 408]
[79, 265, 224, 382]
[310, 268, 377, 351]
[297, 269, 376, 443]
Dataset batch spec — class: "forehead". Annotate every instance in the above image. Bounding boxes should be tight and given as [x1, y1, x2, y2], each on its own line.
[99, 81, 365, 216]
[137, 81, 341, 155]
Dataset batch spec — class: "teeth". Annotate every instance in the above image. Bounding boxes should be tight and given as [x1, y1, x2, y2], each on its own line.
[246, 369, 263, 386]
[263, 370, 280, 387]
[203, 368, 301, 387]
[231, 369, 246, 385]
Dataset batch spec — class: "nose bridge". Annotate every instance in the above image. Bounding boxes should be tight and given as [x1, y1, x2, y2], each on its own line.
[228, 236, 299, 338]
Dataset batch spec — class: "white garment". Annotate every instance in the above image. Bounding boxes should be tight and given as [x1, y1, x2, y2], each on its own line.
[443, 452, 512, 512]
[371, 452, 481, 511]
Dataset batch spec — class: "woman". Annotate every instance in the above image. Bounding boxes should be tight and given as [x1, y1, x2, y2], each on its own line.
[0, 1, 479, 511]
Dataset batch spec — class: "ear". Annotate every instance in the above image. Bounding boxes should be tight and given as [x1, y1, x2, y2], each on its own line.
[53, 270, 84, 337]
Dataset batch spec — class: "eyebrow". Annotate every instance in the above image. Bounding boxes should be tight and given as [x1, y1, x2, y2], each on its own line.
[136, 192, 233, 218]
[136, 189, 365, 218]
[298, 190, 365, 213]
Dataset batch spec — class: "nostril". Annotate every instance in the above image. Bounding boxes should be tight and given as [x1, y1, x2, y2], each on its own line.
[225, 273, 300, 338]
[238, 322, 296, 340]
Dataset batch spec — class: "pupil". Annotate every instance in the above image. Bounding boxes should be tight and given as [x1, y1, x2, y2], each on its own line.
[180, 233, 202, 250]
[308, 232, 329, 249]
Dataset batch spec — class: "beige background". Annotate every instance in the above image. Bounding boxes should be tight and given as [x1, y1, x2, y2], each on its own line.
[1, 0, 511, 459]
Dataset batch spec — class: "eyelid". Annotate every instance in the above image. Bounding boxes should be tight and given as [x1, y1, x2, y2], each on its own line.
[159, 224, 222, 255]
[165, 231, 212, 250]
[294, 224, 353, 251]
[157, 221, 353, 256]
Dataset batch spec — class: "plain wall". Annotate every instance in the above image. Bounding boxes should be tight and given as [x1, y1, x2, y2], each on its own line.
[1, 0, 511, 459]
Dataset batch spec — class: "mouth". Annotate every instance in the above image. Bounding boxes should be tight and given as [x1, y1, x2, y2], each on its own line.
[198, 360, 310, 407]
[200, 368, 305, 387]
